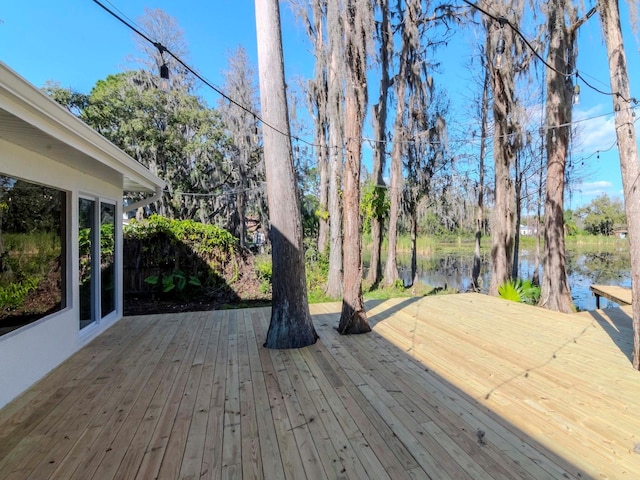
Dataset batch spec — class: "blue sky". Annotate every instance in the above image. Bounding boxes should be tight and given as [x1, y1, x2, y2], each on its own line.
[1, 1, 638, 208]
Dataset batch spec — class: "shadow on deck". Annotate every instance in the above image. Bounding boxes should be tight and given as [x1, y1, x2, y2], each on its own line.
[1, 293, 639, 479]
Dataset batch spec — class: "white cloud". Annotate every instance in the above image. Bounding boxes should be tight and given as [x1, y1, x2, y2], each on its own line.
[572, 105, 618, 154]
[576, 180, 613, 196]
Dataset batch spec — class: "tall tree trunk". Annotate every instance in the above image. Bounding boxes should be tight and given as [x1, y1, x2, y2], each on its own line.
[410, 210, 418, 285]
[512, 152, 522, 279]
[338, 0, 370, 335]
[367, 0, 391, 287]
[540, 0, 575, 313]
[488, 79, 515, 295]
[325, 0, 344, 298]
[383, 125, 403, 287]
[472, 61, 489, 291]
[532, 129, 544, 285]
[484, 4, 519, 296]
[238, 175, 247, 248]
[599, 0, 640, 368]
[383, 59, 408, 288]
[309, 0, 330, 254]
[255, 0, 318, 348]
[316, 137, 329, 252]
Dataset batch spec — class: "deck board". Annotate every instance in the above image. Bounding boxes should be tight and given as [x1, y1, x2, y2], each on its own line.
[2, 293, 640, 479]
[590, 284, 632, 307]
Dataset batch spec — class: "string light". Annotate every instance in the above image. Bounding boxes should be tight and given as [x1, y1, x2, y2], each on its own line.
[159, 63, 169, 92]
[494, 18, 506, 70]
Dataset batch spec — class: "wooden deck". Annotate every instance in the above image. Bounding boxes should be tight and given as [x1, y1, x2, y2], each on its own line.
[590, 284, 633, 308]
[1, 293, 640, 479]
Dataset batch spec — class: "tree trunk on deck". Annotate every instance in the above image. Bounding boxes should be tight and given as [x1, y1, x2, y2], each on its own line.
[255, 0, 318, 348]
[325, 0, 345, 298]
[338, 0, 371, 335]
[539, 0, 575, 313]
[598, 0, 640, 368]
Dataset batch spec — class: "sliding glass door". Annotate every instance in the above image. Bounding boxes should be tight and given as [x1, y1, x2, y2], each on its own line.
[78, 197, 117, 330]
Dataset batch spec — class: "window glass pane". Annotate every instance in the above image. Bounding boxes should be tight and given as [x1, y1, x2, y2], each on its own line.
[100, 203, 116, 318]
[0, 175, 66, 337]
[78, 198, 95, 329]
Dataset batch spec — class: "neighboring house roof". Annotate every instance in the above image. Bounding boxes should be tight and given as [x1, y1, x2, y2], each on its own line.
[0, 62, 165, 194]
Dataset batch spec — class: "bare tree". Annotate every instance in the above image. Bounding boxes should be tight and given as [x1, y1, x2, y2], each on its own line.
[219, 46, 263, 248]
[293, 0, 331, 253]
[405, 95, 449, 284]
[598, 0, 640, 368]
[338, 0, 372, 334]
[255, 0, 318, 348]
[131, 8, 192, 91]
[383, 0, 421, 287]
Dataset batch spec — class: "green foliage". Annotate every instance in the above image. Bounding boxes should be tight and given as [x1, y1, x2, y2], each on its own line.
[0, 277, 39, 310]
[420, 211, 448, 236]
[254, 256, 272, 295]
[498, 279, 541, 305]
[575, 194, 626, 236]
[100, 223, 115, 257]
[303, 241, 332, 302]
[79, 71, 233, 222]
[144, 269, 201, 297]
[361, 181, 389, 233]
[0, 178, 64, 234]
[315, 207, 329, 221]
[563, 209, 580, 236]
[123, 216, 243, 299]
[41, 81, 89, 116]
[125, 215, 237, 255]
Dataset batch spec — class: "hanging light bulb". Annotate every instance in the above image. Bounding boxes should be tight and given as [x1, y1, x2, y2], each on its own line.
[253, 120, 259, 144]
[495, 37, 506, 69]
[159, 63, 170, 92]
[572, 72, 580, 105]
[494, 17, 507, 70]
[573, 84, 580, 105]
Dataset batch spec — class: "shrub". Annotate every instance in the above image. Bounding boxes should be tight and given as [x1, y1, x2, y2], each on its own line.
[144, 269, 202, 299]
[498, 279, 540, 305]
[254, 256, 272, 295]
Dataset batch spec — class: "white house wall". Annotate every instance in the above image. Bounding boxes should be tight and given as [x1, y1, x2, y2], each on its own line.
[0, 140, 124, 408]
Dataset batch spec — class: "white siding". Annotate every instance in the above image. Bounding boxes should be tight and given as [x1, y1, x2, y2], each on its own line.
[0, 141, 124, 408]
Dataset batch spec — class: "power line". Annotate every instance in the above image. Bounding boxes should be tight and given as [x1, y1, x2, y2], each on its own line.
[93, 0, 637, 159]
[92, 0, 319, 149]
[460, 0, 638, 105]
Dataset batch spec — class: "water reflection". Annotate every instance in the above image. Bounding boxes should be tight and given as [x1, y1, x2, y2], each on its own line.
[388, 245, 630, 311]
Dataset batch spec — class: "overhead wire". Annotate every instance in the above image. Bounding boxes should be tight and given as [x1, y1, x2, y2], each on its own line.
[93, 0, 636, 163]
[460, 0, 638, 105]
[91, 0, 320, 149]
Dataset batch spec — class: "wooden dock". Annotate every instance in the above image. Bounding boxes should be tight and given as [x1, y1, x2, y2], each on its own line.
[1, 293, 640, 479]
[590, 284, 632, 308]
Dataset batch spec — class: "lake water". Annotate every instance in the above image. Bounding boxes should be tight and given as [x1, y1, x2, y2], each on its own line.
[393, 244, 631, 311]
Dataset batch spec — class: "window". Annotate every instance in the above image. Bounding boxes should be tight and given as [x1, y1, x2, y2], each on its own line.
[79, 197, 117, 330]
[100, 203, 116, 318]
[0, 175, 67, 336]
[78, 198, 95, 328]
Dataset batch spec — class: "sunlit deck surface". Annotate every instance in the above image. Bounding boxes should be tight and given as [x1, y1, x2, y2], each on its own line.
[1, 293, 640, 479]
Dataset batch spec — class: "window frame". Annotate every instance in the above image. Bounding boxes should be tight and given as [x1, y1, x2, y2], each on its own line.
[78, 194, 119, 333]
[0, 174, 70, 337]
